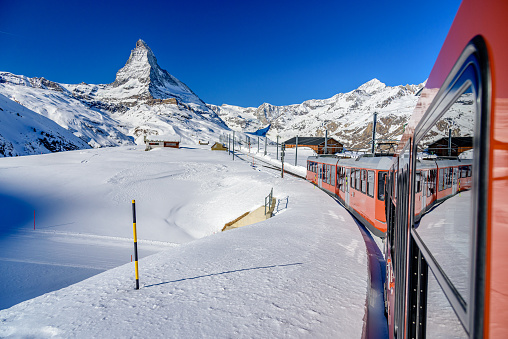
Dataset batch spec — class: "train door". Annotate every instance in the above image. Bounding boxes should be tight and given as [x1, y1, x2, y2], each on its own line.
[375, 171, 388, 232]
[345, 168, 350, 206]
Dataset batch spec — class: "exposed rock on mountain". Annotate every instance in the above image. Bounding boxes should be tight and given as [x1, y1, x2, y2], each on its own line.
[209, 79, 425, 150]
[0, 39, 428, 156]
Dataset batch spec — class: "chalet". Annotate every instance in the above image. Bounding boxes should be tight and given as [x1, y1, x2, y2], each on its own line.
[211, 142, 228, 151]
[283, 137, 343, 154]
[426, 136, 473, 156]
[144, 136, 180, 150]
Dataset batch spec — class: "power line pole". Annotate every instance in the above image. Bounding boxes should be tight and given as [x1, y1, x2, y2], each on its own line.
[276, 136, 279, 160]
[371, 112, 378, 154]
[295, 135, 298, 166]
[324, 130, 328, 154]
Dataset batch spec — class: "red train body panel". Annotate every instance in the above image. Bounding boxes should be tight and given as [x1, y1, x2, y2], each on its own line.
[385, 0, 508, 337]
[306, 0, 508, 337]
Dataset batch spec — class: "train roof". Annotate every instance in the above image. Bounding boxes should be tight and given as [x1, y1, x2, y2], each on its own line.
[337, 155, 394, 170]
[307, 155, 339, 165]
[308, 155, 394, 170]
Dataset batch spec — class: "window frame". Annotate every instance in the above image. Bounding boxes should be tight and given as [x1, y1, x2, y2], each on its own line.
[407, 36, 490, 338]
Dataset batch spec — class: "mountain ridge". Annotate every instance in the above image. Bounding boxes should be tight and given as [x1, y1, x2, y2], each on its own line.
[1, 39, 426, 155]
[208, 79, 424, 149]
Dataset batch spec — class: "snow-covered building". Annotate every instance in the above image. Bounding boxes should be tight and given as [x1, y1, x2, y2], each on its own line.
[283, 137, 343, 154]
[144, 135, 180, 150]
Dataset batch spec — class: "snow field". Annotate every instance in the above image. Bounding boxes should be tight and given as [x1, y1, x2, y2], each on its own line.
[0, 145, 368, 337]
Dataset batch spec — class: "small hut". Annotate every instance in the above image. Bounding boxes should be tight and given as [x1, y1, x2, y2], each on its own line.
[211, 142, 228, 151]
[144, 136, 180, 150]
[283, 137, 343, 154]
[426, 137, 473, 157]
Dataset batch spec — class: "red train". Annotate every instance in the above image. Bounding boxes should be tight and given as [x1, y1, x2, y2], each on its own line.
[307, 0, 508, 337]
[307, 156, 471, 238]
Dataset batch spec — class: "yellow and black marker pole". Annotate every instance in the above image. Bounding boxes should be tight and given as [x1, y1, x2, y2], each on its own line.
[132, 200, 139, 290]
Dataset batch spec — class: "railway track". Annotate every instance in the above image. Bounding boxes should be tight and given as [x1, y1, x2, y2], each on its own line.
[232, 150, 306, 179]
[232, 148, 388, 338]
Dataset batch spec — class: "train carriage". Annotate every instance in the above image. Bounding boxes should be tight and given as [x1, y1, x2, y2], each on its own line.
[335, 156, 392, 237]
[305, 0, 507, 336]
[384, 0, 508, 337]
[307, 155, 392, 237]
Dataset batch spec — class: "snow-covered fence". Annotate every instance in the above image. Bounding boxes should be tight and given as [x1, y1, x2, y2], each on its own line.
[275, 196, 289, 215]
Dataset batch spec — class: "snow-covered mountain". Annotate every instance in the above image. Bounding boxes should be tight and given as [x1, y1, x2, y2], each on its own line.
[1, 38, 428, 156]
[209, 79, 425, 150]
[0, 93, 90, 157]
[0, 40, 228, 154]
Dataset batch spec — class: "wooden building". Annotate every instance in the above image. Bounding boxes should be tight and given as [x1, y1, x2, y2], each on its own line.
[283, 137, 343, 154]
[144, 136, 180, 150]
[426, 136, 473, 156]
[211, 142, 228, 151]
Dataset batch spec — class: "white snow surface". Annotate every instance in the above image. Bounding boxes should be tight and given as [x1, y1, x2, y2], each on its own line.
[0, 146, 367, 338]
[0, 93, 91, 156]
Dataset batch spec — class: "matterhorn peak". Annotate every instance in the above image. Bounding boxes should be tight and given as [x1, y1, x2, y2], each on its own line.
[110, 39, 202, 104]
[135, 39, 149, 49]
[112, 39, 158, 87]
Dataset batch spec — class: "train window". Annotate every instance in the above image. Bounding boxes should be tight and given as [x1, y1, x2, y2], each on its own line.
[356, 169, 361, 191]
[343, 168, 347, 192]
[438, 168, 445, 192]
[342, 168, 346, 192]
[331, 166, 335, 186]
[414, 84, 476, 312]
[426, 270, 468, 338]
[367, 170, 374, 197]
[351, 169, 355, 188]
[428, 170, 435, 197]
[361, 170, 367, 194]
[416, 171, 422, 193]
[377, 172, 386, 201]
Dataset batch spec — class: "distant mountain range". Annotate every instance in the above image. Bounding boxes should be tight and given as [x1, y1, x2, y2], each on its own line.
[209, 79, 424, 150]
[0, 39, 424, 157]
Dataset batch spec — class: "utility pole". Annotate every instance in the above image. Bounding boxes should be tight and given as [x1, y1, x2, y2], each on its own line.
[448, 128, 452, 156]
[295, 135, 298, 166]
[324, 130, 328, 154]
[264, 137, 267, 156]
[281, 143, 285, 178]
[258, 136, 260, 153]
[233, 131, 235, 161]
[276, 136, 279, 160]
[371, 112, 378, 154]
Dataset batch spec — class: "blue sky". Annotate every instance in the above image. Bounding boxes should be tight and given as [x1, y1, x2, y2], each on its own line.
[0, 0, 461, 107]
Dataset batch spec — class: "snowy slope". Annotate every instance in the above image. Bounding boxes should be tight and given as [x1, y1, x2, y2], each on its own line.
[0, 93, 90, 156]
[209, 79, 425, 150]
[0, 75, 135, 148]
[0, 146, 367, 337]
